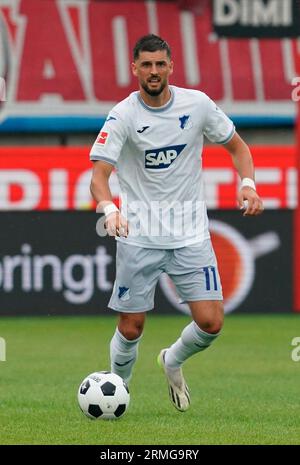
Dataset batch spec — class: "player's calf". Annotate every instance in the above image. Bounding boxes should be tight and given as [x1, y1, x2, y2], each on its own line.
[164, 320, 222, 369]
[110, 327, 143, 384]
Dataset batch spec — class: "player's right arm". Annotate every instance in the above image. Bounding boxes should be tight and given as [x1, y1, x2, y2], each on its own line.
[203, 96, 263, 216]
[90, 161, 128, 237]
[89, 110, 128, 237]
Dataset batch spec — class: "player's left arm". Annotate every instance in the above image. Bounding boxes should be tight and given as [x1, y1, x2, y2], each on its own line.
[223, 132, 264, 216]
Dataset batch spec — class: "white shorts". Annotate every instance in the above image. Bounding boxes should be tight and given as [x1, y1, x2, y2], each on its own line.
[108, 239, 223, 313]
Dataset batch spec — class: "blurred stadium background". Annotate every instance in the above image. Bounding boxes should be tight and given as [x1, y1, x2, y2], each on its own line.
[0, 0, 299, 446]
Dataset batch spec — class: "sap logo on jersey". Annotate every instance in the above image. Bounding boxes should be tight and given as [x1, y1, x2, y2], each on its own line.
[145, 144, 186, 169]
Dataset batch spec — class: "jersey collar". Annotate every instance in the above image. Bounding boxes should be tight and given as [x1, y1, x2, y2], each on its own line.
[137, 87, 174, 112]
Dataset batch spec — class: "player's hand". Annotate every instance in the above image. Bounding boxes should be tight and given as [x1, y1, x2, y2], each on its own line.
[238, 187, 264, 216]
[105, 212, 129, 237]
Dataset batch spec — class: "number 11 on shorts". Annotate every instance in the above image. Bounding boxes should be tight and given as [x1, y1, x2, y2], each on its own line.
[203, 266, 218, 291]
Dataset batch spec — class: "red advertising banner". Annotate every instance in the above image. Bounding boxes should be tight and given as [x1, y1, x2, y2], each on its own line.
[0, 0, 297, 128]
[0, 146, 297, 211]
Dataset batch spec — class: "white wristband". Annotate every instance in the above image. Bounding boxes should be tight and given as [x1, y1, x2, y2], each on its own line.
[241, 177, 256, 191]
[103, 203, 119, 217]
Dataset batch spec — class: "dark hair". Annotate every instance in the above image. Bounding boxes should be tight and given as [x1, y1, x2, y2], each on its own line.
[133, 34, 171, 61]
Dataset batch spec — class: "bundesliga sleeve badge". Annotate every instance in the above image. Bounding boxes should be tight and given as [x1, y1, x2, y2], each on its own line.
[96, 131, 109, 145]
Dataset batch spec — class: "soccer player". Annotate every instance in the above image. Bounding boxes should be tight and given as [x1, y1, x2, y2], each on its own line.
[90, 34, 264, 412]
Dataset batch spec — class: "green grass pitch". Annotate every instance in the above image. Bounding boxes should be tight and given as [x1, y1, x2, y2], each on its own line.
[0, 314, 299, 445]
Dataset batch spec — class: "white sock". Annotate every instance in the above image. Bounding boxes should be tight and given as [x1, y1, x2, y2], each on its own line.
[165, 321, 220, 369]
[110, 327, 142, 384]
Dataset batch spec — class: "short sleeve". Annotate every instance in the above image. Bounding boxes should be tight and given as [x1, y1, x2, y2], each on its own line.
[203, 98, 235, 144]
[89, 111, 127, 165]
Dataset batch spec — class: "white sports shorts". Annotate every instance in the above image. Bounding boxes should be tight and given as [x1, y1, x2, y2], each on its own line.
[108, 239, 223, 313]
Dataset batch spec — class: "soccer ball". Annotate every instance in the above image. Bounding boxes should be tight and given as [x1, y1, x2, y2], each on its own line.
[77, 371, 130, 420]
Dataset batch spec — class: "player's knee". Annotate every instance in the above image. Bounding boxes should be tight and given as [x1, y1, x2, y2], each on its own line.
[205, 320, 223, 334]
[118, 320, 144, 341]
[120, 326, 143, 341]
[199, 315, 223, 334]
[190, 300, 224, 334]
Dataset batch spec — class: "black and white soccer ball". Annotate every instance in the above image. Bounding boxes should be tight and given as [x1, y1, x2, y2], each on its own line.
[77, 371, 130, 420]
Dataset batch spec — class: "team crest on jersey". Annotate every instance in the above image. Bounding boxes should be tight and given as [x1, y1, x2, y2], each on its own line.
[118, 286, 130, 301]
[179, 115, 193, 130]
[145, 144, 186, 170]
[96, 131, 109, 145]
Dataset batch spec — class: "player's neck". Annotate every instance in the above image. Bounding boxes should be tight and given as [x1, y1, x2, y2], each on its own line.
[139, 86, 172, 108]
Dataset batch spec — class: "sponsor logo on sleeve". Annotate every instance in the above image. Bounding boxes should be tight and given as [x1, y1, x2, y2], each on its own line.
[96, 131, 109, 145]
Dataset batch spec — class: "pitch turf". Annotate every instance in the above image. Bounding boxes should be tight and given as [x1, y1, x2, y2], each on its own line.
[0, 314, 299, 445]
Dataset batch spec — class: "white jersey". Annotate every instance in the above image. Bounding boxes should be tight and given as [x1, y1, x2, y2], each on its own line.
[90, 85, 234, 249]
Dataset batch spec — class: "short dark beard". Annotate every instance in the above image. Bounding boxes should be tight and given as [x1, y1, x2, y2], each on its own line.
[141, 80, 166, 97]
